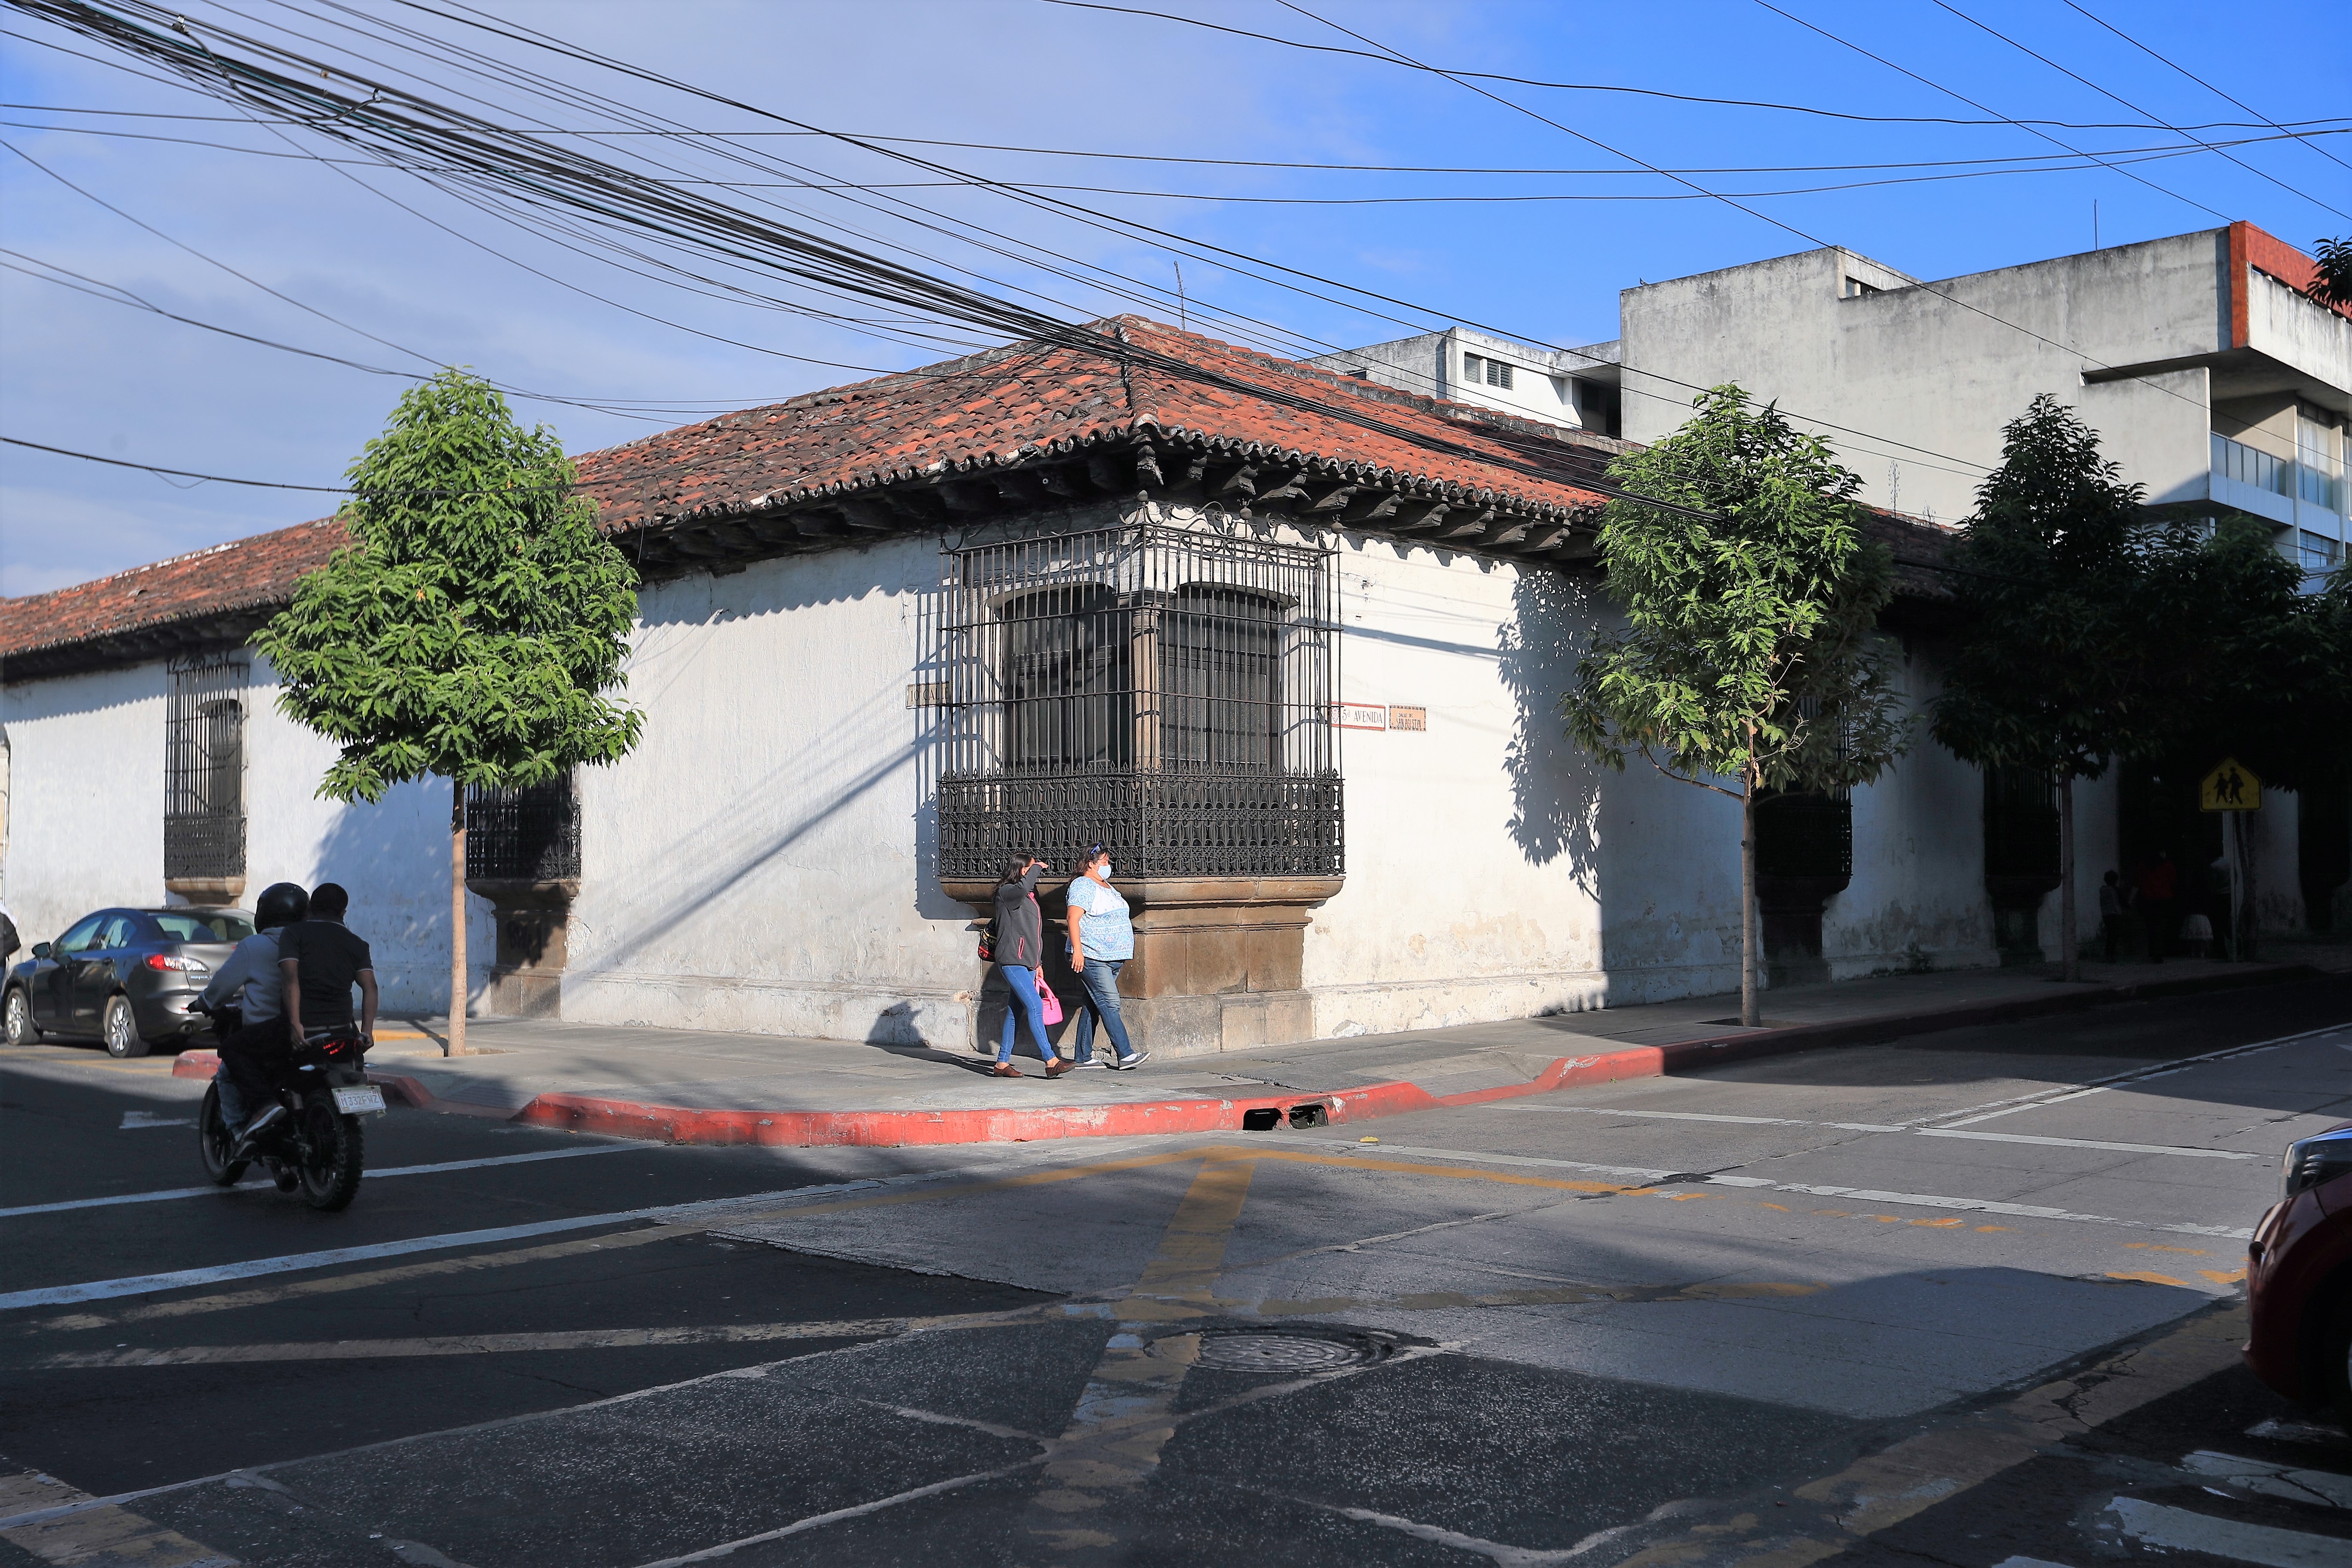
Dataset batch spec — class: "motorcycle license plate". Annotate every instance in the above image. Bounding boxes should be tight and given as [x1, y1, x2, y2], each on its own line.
[331, 1085, 387, 1115]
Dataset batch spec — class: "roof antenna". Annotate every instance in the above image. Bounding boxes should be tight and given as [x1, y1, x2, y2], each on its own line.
[1173, 261, 1187, 333]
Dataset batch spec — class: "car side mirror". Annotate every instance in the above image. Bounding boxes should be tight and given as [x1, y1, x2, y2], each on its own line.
[31, 943, 50, 959]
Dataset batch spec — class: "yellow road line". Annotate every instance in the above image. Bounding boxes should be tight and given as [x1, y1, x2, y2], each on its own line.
[1022, 1157, 1258, 1559]
[0, 1467, 238, 1565]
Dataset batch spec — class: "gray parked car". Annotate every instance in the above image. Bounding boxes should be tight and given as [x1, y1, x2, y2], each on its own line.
[3, 906, 255, 1057]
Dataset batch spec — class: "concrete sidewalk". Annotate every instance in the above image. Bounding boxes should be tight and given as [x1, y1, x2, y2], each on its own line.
[175, 947, 2344, 1147]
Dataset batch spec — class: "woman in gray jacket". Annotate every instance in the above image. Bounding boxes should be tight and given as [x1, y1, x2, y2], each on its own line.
[991, 855, 1069, 1079]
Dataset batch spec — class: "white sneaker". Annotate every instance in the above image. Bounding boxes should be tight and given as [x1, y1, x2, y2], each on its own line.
[1072, 1058, 1109, 1070]
[1115, 1050, 1150, 1070]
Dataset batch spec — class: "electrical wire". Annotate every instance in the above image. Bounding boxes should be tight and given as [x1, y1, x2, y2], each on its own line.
[2057, 0, 2352, 178]
[1754, 1, 2229, 226]
[1927, 0, 2347, 223]
[396, 0, 1999, 478]
[5, 0, 1984, 496]
[1, 432, 572, 493]
[15, 115, 2340, 201]
[1037, 2, 2323, 135]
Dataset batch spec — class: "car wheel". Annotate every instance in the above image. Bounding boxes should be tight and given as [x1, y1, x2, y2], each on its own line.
[2321, 1280, 2352, 1429]
[101, 994, 149, 1059]
[3, 988, 34, 1046]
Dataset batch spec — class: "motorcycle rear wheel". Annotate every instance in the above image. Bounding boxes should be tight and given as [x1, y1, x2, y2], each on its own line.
[295, 1103, 364, 1211]
[196, 1083, 247, 1187]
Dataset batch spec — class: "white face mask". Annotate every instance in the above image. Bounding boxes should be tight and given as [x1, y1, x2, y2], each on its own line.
[1096, 861, 1113, 880]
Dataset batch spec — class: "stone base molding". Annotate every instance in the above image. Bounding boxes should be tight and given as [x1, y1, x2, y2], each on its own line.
[468, 877, 579, 1019]
[945, 875, 1343, 1057]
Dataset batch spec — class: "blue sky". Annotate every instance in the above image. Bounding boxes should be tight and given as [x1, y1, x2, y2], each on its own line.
[2, 0, 2346, 596]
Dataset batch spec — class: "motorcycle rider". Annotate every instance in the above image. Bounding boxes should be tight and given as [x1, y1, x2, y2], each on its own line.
[277, 882, 377, 1052]
[195, 881, 308, 1139]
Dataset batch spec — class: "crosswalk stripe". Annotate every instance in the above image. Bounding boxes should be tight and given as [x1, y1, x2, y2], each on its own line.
[2107, 1496, 2351, 1568]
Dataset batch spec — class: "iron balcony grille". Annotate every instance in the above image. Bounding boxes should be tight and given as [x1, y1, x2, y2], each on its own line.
[936, 519, 1342, 881]
[165, 652, 247, 882]
[466, 775, 582, 881]
[164, 812, 246, 882]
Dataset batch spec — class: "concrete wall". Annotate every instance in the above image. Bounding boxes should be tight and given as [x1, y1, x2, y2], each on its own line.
[1620, 233, 2232, 523]
[561, 531, 975, 1045]
[0, 655, 491, 1013]
[2248, 267, 2352, 403]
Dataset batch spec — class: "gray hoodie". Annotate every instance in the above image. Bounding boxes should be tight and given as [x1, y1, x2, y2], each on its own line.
[199, 929, 284, 1024]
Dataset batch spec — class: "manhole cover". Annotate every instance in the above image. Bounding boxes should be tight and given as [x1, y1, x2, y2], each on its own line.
[1191, 1330, 1375, 1373]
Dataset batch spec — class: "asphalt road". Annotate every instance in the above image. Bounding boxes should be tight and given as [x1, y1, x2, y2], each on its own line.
[3, 975, 2349, 1568]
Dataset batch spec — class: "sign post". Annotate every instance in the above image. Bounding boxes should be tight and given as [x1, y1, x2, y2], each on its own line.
[2199, 758, 2262, 962]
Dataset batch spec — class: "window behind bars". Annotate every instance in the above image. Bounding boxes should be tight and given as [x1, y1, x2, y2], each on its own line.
[936, 520, 1341, 880]
[164, 652, 247, 884]
[466, 774, 582, 882]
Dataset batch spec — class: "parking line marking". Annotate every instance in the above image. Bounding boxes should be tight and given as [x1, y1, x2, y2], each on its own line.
[0, 1144, 638, 1219]
[1911, 1129, 2263, 1161]
[1706, 1175, 2253, 1239]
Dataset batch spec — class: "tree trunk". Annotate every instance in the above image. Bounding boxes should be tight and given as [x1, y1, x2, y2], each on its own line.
[448, 787, 468, 1057]
[2058, 771, 2077, 983]
[1740, 784, 1760, 1028]
[2235, 810, 2258, 962]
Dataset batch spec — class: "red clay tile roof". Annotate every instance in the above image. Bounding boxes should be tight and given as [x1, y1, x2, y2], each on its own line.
[6, 318, 1630, 677]
[579, 315, 1619, 533]
[0, 518, 350, 677]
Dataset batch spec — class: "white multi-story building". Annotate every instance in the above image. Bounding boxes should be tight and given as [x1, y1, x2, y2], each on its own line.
[1614, 221, 2349, 579]
[1308, 328, 1622, 439]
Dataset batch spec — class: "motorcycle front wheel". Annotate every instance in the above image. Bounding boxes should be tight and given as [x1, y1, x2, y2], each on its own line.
[196, 1082, 247, 1187]
[295, 1101, 364, 1211]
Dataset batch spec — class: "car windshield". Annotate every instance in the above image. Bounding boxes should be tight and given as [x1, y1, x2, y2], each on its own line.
[153, 913, 255, 943]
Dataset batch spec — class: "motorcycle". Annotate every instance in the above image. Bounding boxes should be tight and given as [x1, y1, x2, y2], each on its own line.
[189, 1002, 383, 1211]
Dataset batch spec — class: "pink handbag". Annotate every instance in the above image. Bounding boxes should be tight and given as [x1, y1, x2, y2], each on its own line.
[1035, 970, 1065, 1026]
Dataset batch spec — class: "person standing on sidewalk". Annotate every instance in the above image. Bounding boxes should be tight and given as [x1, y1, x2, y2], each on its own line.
[2097, 870, 2127, 964]
[1064, 842, 1148, 1071]
[991, 855, 1070, 1080]
[2137, 851, 2178, 963]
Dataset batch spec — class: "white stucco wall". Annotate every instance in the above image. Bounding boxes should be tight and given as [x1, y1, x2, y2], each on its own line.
[1620, 233, 2236, 524]
[562, 532, 976, 1044]
[9, 510, 2101, 1051]
[1, 653, 497, 1015]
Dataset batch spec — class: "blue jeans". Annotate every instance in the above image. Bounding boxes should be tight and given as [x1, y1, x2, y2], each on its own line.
[1069, 958, 1135, 1063]
[996, 965, 1056, 1064]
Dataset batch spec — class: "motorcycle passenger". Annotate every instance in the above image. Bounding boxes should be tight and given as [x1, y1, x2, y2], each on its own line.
[197, 881, 309, 1136]
[277, 882, 377, 1050]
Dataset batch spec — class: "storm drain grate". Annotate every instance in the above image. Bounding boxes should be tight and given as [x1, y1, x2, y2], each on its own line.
[1191, 1329, 1381, 1373]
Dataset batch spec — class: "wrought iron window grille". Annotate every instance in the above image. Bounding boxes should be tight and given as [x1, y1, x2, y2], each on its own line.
[935, 518, 1342, 881]
[466, 774, 582, 881]
[164, 652, 247, 882]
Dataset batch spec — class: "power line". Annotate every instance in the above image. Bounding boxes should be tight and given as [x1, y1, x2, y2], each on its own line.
[12, 98, 2347, 159]
[1035, 2, 2317, 135]
[1753, 1, 2230, 226]
[1, 432, 567, 493]
[5, 0, 1984, 493]
[2056, 1, 2352, 178]
[17, 114, 2338, 201]
[1927, 0, 2348, 223]
[395, 0, 1999, 477]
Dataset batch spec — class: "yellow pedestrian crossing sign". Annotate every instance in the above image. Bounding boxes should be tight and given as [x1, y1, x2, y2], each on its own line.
[2199, 758, 2261, 812]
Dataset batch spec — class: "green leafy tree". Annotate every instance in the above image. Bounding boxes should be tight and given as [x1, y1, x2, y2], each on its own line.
[1565, 386, 1909, 1026]
[2131, 517, 2352, 956]
[255, 371, 642, 1054]
[1929, 395, 2146, 983]
[2306, 236, 2352, 312]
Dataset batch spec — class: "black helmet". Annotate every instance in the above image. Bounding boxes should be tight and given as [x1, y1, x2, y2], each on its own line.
[254, 882, 309, 931]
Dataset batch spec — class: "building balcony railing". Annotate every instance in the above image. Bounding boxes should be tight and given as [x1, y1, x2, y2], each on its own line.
[2209, 432, 2348, 539]
[937, 771, 1343, 883]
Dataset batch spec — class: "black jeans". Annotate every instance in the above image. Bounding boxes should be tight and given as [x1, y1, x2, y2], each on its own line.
[219, 1014, 292, 1127]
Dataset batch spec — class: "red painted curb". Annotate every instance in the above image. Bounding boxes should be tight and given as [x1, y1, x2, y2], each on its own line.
[167, 963, 2320, 1148]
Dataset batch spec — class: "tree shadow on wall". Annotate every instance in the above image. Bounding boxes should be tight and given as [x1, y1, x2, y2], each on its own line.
[1498, 567, 1603, 880]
